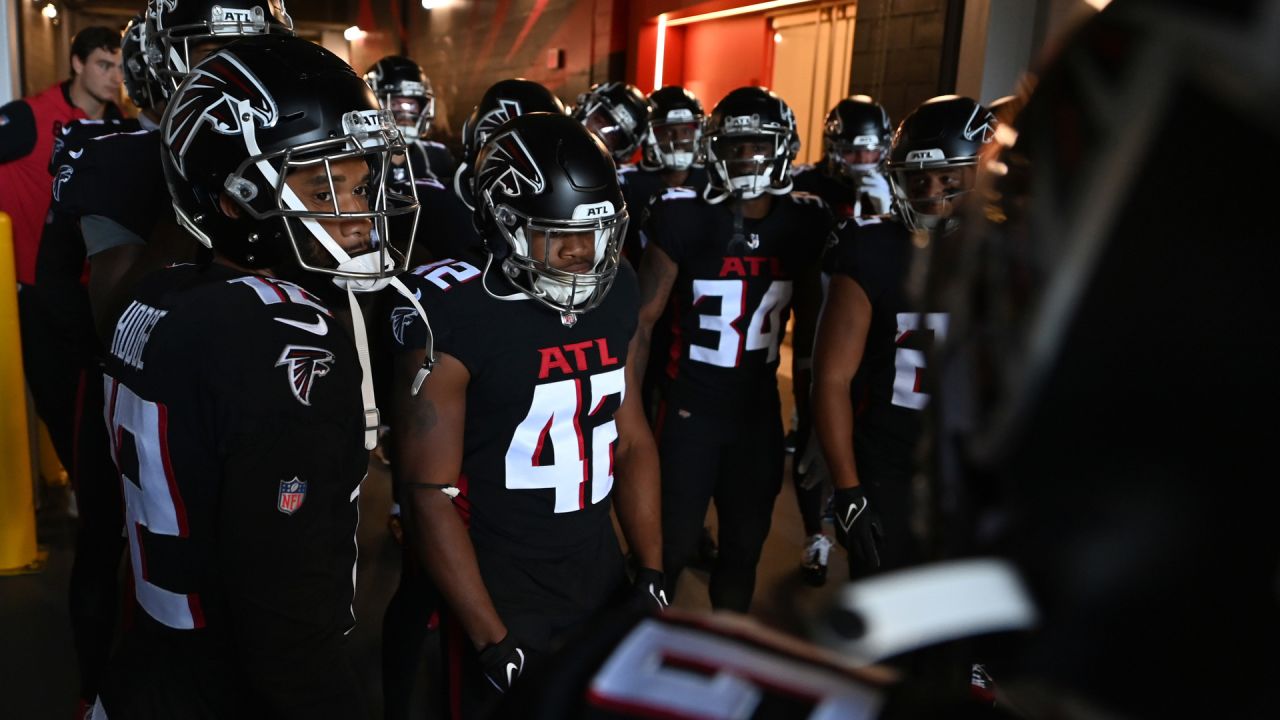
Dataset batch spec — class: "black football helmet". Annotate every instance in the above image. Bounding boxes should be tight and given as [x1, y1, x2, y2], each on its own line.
[701, 86, 799, 204]
[122, 15, 163, 111]
[161, 34, 418, 285]
[149, 0, 294, 97]
[641, 85, 704, 171]
[473, 112, 627, 318]
[824, 95, 892, 180]
[572, 82, 651, 163]
[454, 78, 567, 209]
[885, 95, 994, 234]
[364, 55, 434, 142]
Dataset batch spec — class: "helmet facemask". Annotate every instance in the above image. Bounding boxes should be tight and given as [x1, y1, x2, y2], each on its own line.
[703, 130, 794, 204]
[381, 81, 434, 142]
[888, 161, 978, 235]
[642, 108, 701, 171]
[489, 200, 627, 315]
[579, 99, 641, 160]
[826, 135, 887, 181]
[218, 108, 419, 292]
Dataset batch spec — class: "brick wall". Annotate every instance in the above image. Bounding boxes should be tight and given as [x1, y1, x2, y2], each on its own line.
[849, 0, 954, 127]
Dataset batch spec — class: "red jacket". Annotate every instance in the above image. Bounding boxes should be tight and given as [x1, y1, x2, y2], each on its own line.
[0, 82, 92, 285]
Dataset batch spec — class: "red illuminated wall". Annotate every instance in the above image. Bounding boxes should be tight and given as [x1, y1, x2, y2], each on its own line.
[680, 16, 771, 109]
[629, 1, 777, 112]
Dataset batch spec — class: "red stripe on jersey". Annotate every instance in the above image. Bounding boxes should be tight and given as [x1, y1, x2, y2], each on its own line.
[188, 593, 206, 629]
[156, 402, 189, 537]
[574, 378, 586, 510]
[733, 280, 747, 368]
[532, 416, 553, 466]
[665, 299, 684, 380]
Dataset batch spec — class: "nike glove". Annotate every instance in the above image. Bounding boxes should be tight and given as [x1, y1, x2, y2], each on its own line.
[479, 633, 528, 694]
[833, 486, 884, 576]
[632, 567, 670, 613]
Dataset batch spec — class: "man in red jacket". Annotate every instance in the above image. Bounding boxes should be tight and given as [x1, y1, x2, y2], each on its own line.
[0, 25, 123, 286]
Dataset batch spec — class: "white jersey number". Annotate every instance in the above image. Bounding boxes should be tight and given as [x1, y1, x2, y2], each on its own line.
[104, 376, 202, 630]
[505, 368, 626, 512]
[891, 312, 948, 410]
[689, 279, 794, 368]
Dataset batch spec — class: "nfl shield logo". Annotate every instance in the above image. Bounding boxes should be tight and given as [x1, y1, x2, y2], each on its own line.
[278, 477, 307, 515]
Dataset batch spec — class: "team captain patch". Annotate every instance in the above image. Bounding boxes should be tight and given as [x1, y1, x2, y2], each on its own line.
[278, 477, 307, 515]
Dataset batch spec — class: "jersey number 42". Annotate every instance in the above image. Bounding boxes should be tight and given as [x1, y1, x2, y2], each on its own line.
[505, 368, 626, 513]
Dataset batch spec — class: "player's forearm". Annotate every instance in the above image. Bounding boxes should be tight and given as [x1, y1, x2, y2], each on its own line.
[614, 440, 663, 570]
[814, 375, 860, 489]
[407, 492, 507, 649]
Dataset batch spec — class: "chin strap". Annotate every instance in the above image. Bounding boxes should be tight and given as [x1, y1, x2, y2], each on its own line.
[346, 287, 380, 450]
[727, 193, 753, 253]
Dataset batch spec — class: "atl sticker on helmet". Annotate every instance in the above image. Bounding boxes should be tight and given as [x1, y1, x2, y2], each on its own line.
[573, 201, 614, 220]
[212, 6, 265, 29]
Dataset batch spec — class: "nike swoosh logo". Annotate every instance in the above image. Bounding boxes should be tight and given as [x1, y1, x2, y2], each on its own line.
[839, 501, 863, 532]
[69, 149, 83, 159]
[275, 314, 328, 336]
[506, 648, 524, 686]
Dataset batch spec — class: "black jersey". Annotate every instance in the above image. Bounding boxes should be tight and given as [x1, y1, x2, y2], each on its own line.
[643, 190, 831, 412]
[100, 263, 367, 717]
[55, 128, 168, 241]
[409, 174, 483, 265]
[791, 162, 855, 220]
[399, 139, 457, 183]
[617, 164, 708, 264]
[389, 259, 640, 559]
[825, 216, 944, 447]
[40, 119, 143, 287]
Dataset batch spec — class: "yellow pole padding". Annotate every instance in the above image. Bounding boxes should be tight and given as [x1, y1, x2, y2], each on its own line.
[0, 212, 39, 572]
[38, 420, 68, 486]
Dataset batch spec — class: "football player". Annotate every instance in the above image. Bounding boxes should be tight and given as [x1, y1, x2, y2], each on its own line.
[618, 85, 708, 265]
[387, 112, 664, 718]
[78, 0, 296, 342]
[378, 77, 569, 720]
[572, 81, 651, 165]
[364, 54, 456, 183]
[812, 95, 995, 579]
[792, 95, 893, 220]
[634, 87, 831, 610]
[91, 34, 422, 718]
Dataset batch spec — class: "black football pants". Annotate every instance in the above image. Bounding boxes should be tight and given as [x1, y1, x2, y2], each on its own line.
[658, 393, 784, 613]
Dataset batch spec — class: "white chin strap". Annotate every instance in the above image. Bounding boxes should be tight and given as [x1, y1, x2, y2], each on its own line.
[240, 99, 435, 449]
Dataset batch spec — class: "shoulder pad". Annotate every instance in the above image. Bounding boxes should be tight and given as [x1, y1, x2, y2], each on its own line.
[658, 186, 698, 202]
[409, 257, 484, 293]
[853, 215, 883, 226]
[415, 176, 446, 191]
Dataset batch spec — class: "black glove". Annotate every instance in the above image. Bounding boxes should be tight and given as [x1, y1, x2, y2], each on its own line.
[632, 567, 669, 613]
[833, 486, 884, 577]
[478, 633, 528, 694]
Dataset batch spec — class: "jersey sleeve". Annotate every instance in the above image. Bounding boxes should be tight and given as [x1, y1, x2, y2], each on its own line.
[385, 259, 487, 377]
[824, 217, 895, 301]
[641, 189, 701, 263]
[59, 132, 166, 238]
[199, 302, 369, 718]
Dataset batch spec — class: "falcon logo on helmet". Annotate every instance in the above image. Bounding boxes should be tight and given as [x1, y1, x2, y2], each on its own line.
[164, 51, 278, 178]
[479, 130, 545, 199]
